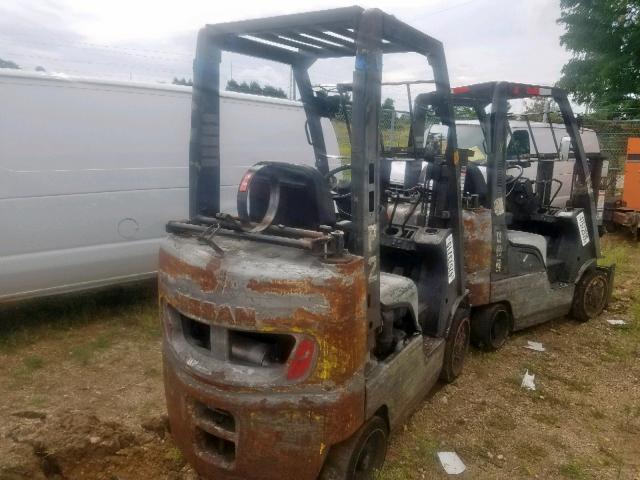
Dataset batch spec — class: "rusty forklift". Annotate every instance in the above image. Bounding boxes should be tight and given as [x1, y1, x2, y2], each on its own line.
[159, 7, 469, 480]
[431, 82, 614, 349]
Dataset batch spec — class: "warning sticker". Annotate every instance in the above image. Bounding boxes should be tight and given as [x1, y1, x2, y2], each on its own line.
[446, 234, 456, 284]
[577, 211, 590, 246]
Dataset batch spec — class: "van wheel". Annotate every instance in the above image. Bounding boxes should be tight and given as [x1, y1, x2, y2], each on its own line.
[471, 304, 511, 351]
[440, 309, 470, 383]
[571, 268, 608, 322]
[319, 416, 389, 480]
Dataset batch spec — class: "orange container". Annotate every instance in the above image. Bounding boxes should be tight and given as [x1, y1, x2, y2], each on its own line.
[622, 138, 640, 211]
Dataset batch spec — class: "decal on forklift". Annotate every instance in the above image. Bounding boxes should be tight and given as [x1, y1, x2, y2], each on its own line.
[446, 234, 455, 284]
[459, 165, 467, 192]
[368, 256, 378, 282]
[493, 197, 505, 216]
[368, 224, 378, 252]
[577, 211, 590, 246]
[495, 230, 504, 272]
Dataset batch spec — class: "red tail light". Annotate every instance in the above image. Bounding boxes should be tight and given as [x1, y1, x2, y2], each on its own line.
[526, 86, 540, 96]
[286, 338, 316, 380]
[238, 172, 254, 192]
[452, 86, 471, 94]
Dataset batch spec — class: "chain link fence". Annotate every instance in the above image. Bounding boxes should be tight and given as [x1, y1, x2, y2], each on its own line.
[331, 107, 421, 157]
[331, 106, 640, 199]
[582, 119, 640, 196]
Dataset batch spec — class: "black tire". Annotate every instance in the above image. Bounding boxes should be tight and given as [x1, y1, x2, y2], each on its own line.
[604, 221, 618, 233]
[319, 416, 389, 480]
[571, 268, 608, 322]
[440, 309, 470, 383]
[471, 303, 511, 351]
[598, 225, 606, 237]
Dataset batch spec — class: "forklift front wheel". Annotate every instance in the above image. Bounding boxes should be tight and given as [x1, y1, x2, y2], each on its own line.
[471, 304, 511, 351]
[440, 310, 470, 383]
[571, 268, 608, 322]
[319, 416, 389, 480]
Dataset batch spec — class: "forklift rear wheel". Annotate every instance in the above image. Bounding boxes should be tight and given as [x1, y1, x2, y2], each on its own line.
[471, 304, 511, 351]
[319, 416, 389, 480]
[440, 310, 470, 383]
[571, 268, 608, 322]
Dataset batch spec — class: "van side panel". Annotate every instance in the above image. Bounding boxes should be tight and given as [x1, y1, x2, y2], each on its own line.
[0, 74, 338, 301]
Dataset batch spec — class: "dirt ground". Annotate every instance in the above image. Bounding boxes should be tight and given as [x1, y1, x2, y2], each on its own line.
[0, 235, 638, 480]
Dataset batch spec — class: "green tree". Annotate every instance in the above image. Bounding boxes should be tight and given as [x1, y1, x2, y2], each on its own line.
[226, 79, 240, 92]
[226, 80, 287, 99]
[0, 58, 20, 69]
[558, 0, 640, 118]
[454, 105, 477, 120]
[248, 81, 262, 95]
[381, 97, 395, 127]
[172, 77, 193, 86]
[261, 85, 287, 99]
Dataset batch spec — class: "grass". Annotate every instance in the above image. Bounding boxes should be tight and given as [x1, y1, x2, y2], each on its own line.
[23, 355, 44, 372]
[599, 243, 630, 273]
[559, 459, 590, 479]
[514, 441, 548, 465]
[0, 284, 159, 354]
[164, 446, 185, 467]
[70, 334, 113, 365]
[531, 412, 560, 426]
[380, 432, 439, 479]
[543, 370, 593, 393]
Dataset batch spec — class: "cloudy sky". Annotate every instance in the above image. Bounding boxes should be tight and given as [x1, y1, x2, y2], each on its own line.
[0, 0, 572, 109]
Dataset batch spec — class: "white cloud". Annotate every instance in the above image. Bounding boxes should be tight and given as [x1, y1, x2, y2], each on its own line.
[1, 0, 574, 106]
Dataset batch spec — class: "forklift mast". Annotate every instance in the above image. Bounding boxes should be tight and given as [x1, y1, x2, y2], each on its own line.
[188, 6, 464, 341]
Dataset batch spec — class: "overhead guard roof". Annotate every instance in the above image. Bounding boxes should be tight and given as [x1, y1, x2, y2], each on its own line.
[202, 6, 443, 64]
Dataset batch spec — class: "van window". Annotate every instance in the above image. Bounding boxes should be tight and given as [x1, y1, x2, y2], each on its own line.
[456, 125, 487, 161]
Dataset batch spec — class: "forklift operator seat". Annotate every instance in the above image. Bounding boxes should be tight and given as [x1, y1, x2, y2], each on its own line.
[241, 162, 337, 230]
[379, 272, 420, 330]
[463, 164, 488, 207]
[507, 230, 548, 265]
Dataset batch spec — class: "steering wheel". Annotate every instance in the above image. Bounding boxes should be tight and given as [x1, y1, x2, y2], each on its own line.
[505, 163, 526, 197]
[506, 163, 524, 184]
[325, 164, 352, 199]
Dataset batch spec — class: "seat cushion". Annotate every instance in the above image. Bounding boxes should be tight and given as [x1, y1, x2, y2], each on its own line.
[507, 230, 547, 265]
[379, 272, 419, 328]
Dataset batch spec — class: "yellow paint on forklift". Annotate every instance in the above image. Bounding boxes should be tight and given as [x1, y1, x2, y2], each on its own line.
[320, 442, 326, 455]
[316, 339, 345, 380]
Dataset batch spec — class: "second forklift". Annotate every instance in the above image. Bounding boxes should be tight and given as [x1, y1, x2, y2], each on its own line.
[401, 82, 614, 350]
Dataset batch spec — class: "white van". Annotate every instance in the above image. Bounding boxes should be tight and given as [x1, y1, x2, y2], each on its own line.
[446, 120, 607, 220]
[0, 70, 339, 302]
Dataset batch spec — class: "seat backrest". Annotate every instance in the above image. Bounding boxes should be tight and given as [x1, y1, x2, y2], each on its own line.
[244, 162, 336, 229]
[463, 163, 488, 206]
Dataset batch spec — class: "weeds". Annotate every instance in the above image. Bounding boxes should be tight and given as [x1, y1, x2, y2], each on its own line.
[164, 446, 185, 467]
[0, 284, 157, 353]
[559, 459, 590, 479]
[23, 355, 44, 372]
[70, 334, 113, 365]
